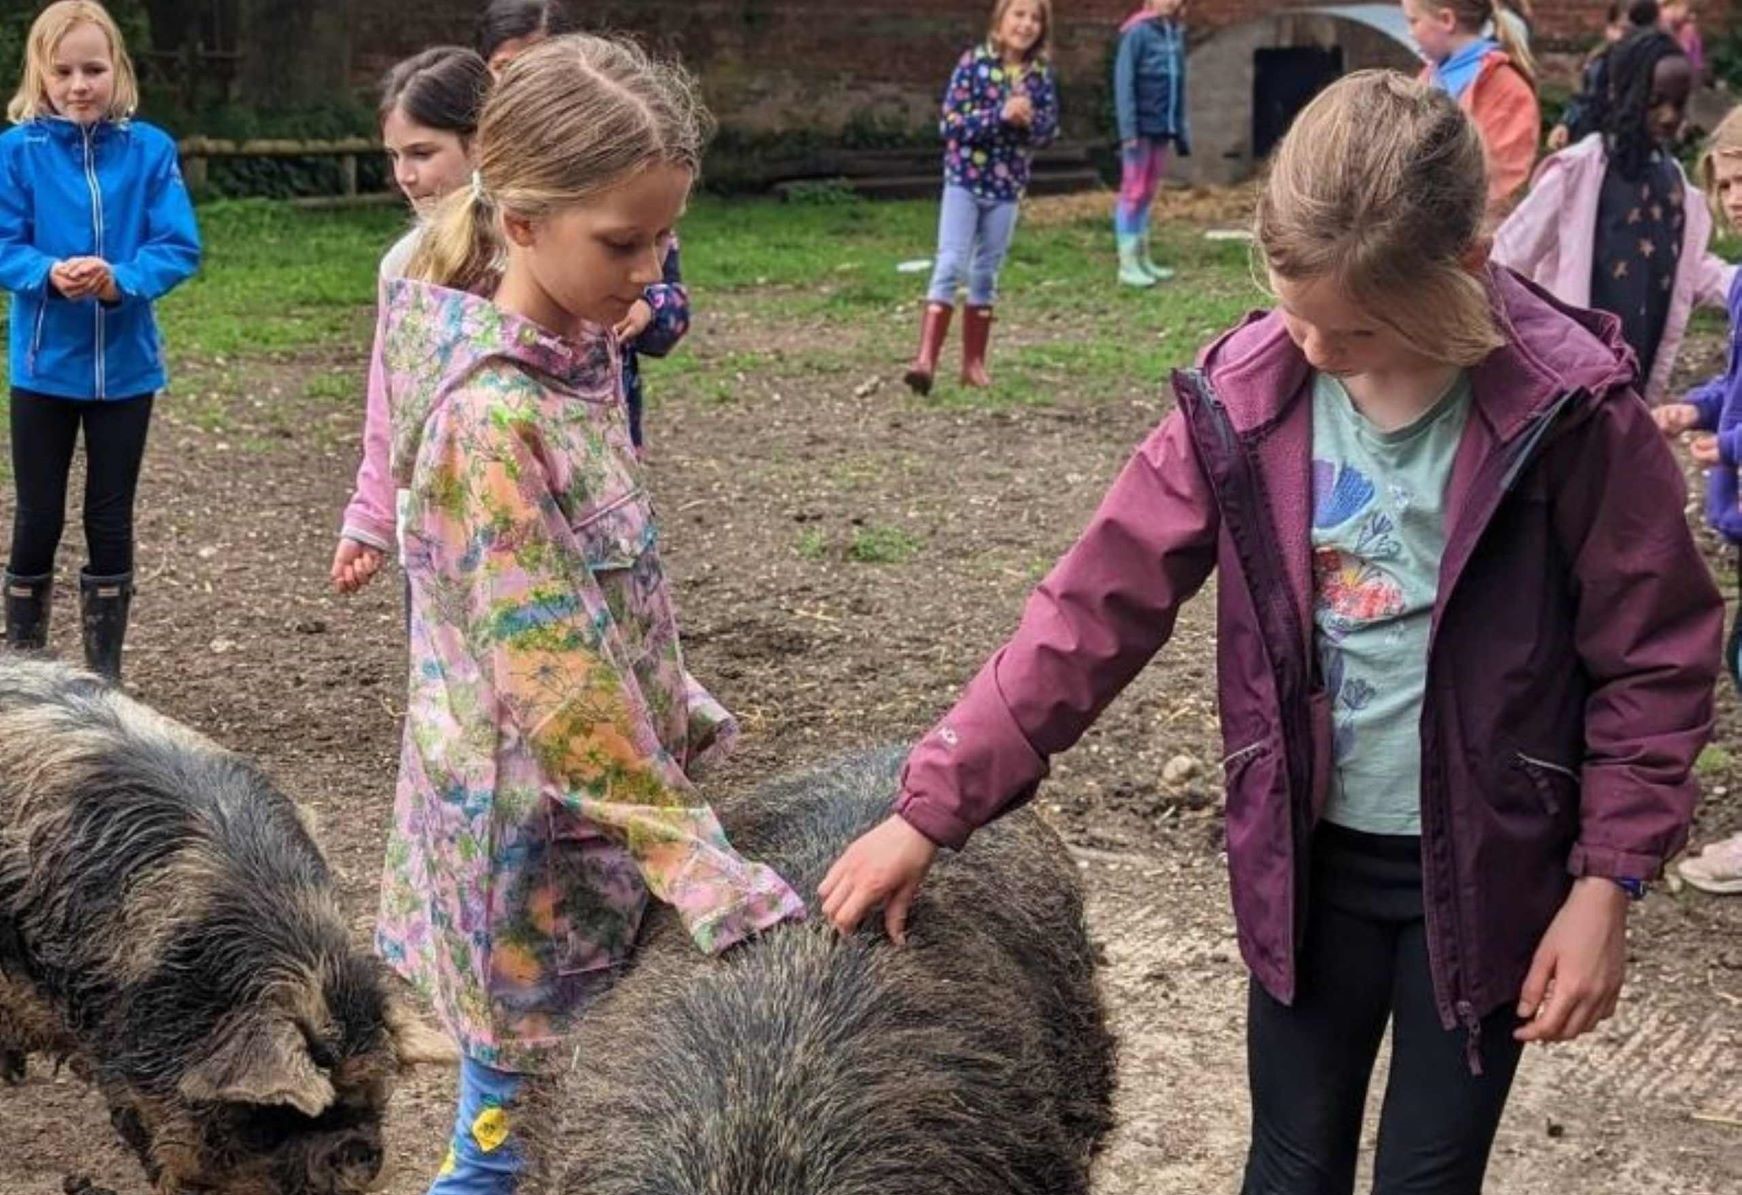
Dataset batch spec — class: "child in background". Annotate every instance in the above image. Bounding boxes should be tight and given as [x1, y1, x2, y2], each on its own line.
[1403, 0, 1540, 222]
[1652, 107, 1742, 893]
[824, 72, 1721, 1193]
[1549, 3, 1652, 151]
[0, 0, 200, 680]
[1663, 2, 1706, 80]
[474, 0, 577, 75]
[476, 0, 689, 457]
[332, 46, 490, 595]
[1495, 0, 1534, 51]
[1111, 0, 1189, 288]
[615, 235, 687, 457]
[1495, 29, 1731, 404]
[904, 0, 1058, 395]
[374, 35, 803, 1193]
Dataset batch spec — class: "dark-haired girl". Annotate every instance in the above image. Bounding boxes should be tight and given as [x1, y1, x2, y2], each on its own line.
[1495, 27, 1733, 404]
[475, 0, 577, 76]
[332, 46, 490, 594]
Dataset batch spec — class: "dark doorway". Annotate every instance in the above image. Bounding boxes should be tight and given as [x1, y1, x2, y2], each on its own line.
[1253, 45, 1345, 161]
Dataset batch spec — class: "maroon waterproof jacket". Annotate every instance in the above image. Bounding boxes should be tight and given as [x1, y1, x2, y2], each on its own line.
[897, 268, 1722, 1051]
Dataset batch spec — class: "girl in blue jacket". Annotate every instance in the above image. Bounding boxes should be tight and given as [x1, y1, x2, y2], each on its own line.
[1112, 0, 1189, 287]
[0, 1, 200, 681]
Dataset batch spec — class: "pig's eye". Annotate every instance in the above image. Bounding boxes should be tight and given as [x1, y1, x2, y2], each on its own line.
[306, 1038, 339, 1072]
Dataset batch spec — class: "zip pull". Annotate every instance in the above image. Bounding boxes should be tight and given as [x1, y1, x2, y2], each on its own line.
[1457, 1000, 1486, 1077]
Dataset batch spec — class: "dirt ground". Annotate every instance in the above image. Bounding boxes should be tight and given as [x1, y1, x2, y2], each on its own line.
[1, 246, 1739, 1193]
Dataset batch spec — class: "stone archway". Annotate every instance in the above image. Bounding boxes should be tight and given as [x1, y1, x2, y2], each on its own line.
[1178, 4, 1422, 185]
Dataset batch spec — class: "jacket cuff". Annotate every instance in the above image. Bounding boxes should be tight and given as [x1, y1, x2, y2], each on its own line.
[1568, 842, 1666, 882]
[683, 866, 807, 955]
[110, 263, 143, 302]
[895, 794, 977, 852]
[1720, 427, 1742, 468]
[340, 521, 394, 553]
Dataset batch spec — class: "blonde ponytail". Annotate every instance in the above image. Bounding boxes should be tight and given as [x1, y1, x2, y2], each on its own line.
[1489, 1, 1538, 89]
[407, 178, 502, 293]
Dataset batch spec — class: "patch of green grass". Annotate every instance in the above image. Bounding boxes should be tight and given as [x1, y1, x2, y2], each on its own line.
[303, 368, 364, 404]
[845, 524, 922, 564]
[1696, 745, 1735, 776]
[794, 528, 829, 561]
[156, 200, 406, 359]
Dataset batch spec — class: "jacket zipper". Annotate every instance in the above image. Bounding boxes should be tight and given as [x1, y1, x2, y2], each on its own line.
[1176, 368, 1319, 960]
[1220, 741, 1266, 769]
[1423, 386, 1583, 1070]
[1515, 752, 1577, 783]
[82, 123, 106, 399]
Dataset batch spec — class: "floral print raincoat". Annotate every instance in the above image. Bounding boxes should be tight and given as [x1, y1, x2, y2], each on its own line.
[373, 279, 803, 1072]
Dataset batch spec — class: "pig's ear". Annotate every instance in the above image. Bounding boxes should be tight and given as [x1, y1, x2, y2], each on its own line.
[384, 996, 459, 1069]
[178, 1018, 336, 1118]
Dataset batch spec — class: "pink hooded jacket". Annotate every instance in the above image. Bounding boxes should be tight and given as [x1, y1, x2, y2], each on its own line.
[1493, 133, 1734, 403]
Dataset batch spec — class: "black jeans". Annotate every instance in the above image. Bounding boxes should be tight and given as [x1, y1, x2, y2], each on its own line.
[1241, 824, 1525, 1195]
[6, 388, 154, 578]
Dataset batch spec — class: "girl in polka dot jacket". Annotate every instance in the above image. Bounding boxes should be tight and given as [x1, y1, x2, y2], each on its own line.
[904, 0, 1058, 395]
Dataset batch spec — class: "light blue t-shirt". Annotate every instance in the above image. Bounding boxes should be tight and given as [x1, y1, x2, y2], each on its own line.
[1310, 371, 1471, 836]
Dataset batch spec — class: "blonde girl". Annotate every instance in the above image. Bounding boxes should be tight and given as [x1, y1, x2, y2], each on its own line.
[903, 0, 1059, 393]
[370, 34, 802, 1195]
[1657, 107, 1742, 894]
[1403, 0, 1541, 218]
[0, 0, 200, 681]
[825, 71, 1719, 1193]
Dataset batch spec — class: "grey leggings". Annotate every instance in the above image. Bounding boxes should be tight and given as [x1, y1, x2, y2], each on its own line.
[925, 185, 1020, 307]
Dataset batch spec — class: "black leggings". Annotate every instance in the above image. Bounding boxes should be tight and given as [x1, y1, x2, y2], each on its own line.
[6, 388, 154, 578]
[1241, 825, 1525, 1195]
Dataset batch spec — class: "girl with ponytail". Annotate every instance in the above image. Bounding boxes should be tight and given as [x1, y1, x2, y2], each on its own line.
[1403, 0, 1541, 220]
[371, 35, 804, 1194]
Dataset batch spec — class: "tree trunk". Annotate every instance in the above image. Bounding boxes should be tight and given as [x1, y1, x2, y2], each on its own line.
[236, 0, 353, 109]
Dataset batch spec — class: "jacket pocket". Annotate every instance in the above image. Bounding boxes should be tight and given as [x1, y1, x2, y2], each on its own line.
[571, 488, 656, 571]
[1513, 752, 1579, 819]
[1221, 737, 1279, 813]
[541, 814, 648, 978]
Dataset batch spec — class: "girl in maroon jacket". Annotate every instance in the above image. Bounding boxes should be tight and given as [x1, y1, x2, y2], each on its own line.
[822, 71, 1721, 1193]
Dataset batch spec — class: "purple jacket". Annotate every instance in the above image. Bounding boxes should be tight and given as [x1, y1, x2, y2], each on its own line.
[1684, 269, 1742, 543]
[897, 268, 1721, 1049]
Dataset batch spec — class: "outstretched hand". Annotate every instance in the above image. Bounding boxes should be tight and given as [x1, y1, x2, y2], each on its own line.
[818, 814, 939, 945]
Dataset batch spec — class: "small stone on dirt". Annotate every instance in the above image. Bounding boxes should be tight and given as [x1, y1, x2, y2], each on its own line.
[1163, 754, 1202, 785]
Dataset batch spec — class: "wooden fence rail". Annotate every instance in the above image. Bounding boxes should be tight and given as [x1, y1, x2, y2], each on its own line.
[176, 136, 384, 199]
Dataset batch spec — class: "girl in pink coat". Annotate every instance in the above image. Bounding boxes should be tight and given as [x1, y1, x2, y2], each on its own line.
[1494, 28, 1731, 403]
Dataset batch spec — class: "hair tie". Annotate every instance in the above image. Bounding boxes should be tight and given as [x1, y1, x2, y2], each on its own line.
[470, 169, 488, 204]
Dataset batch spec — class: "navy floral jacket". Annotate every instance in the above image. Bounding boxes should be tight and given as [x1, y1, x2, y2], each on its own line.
[940, 42, 1059, 202]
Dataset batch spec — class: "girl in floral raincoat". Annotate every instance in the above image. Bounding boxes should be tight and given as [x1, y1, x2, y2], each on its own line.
[371, 34, 803, 1195]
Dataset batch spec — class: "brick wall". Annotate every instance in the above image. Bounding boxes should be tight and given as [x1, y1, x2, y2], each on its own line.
[350, 1, 1733, 139]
